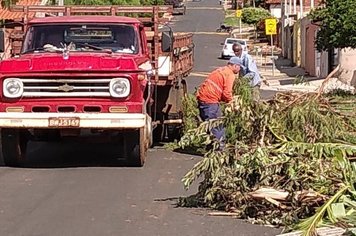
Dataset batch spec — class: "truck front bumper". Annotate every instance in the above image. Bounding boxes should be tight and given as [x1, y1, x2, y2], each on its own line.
[0, 113, 146, 129]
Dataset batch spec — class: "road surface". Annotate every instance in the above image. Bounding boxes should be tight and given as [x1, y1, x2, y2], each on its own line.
[0, 0, 281, 235]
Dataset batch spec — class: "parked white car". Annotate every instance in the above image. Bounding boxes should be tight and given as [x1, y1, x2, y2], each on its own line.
[220, 38, 248, 59]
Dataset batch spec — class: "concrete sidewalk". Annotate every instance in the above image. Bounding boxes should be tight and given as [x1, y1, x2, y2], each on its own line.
[255, 55, 355, 93]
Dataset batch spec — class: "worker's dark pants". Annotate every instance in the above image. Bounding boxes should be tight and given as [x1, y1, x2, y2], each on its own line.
[198, 102, 225, 144]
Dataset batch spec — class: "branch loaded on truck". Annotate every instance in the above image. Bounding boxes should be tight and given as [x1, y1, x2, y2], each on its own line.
[0, 5, 194, 167]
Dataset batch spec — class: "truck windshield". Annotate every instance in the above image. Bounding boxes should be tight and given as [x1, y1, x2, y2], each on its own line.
[22, 24, 139, 54]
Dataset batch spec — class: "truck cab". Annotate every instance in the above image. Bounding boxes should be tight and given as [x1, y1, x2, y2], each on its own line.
[0, 6, 193, 167]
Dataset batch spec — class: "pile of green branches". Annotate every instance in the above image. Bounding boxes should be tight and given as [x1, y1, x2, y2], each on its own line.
[177, 78, 356, 234]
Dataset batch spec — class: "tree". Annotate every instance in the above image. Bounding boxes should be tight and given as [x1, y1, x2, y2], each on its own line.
[241, 7, 270, 27]
[309, 0, 356, 51]
[310, 0, 356, 86]
[241, 7, 271, 39]
[1, 0, 18, 8]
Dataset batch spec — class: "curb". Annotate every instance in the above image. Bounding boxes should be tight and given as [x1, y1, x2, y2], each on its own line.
[261, 78, 356, 93]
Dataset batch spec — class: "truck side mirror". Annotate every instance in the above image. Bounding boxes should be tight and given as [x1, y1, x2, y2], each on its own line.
[0, 29, 5, 53]
[161, 31, 173, 52]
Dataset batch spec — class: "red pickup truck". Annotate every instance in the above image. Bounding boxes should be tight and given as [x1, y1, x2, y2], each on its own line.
[0, 5, 194, 167]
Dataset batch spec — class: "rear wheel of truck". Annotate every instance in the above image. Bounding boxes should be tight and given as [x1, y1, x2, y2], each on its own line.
[125, 128, 147, 167]
[1, 129, 29, 167]
[152, 79, 187, 142]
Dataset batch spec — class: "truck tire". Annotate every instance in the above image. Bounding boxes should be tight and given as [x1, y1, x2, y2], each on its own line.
[125, 128, 147, 167]
[145, 115, 153, 148]
[165, 113, 183, 142]
[152, 80, 187, 142]
[1, 129, 29, 167]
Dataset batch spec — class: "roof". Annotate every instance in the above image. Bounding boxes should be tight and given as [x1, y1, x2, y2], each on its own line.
[29, 15, 141, 24]
[0, 0, 41, 20]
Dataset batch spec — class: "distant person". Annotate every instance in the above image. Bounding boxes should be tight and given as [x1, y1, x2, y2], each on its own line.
[232, 43, 262, 101]
[196, 57, 242, 148]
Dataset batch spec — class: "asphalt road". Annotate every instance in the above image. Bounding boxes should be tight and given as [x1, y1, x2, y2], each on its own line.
[0, 1, 281, 235]
[170, 0, 277, 99]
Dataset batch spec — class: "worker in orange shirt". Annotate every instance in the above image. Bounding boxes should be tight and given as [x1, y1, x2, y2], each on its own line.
[196, 57, 242, 147]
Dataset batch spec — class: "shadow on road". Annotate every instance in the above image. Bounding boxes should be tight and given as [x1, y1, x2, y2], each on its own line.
[0, 141, 129, 168]
[171, 148, 205, 157]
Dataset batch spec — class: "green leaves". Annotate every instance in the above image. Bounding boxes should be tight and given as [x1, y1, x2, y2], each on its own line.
[241, 7, 271, 27]
[177, 81, 356, 232]
[309, 0, 356, 50]
[296, 184, 350, 236]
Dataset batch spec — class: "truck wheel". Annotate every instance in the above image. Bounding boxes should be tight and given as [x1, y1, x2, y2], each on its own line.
[125, 129, 147, 167]
[145, 115, 153, 148]
[165, 113, 183, 142]
[1, 129, 29, 167]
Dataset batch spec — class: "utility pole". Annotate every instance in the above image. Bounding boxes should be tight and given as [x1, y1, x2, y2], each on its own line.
[280, 0, 286, 57]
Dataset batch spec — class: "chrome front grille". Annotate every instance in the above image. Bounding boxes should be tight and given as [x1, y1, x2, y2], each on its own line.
[21, 78, 111, 97]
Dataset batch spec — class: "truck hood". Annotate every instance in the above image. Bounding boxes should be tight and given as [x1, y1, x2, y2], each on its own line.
[0, 53, 144, 73]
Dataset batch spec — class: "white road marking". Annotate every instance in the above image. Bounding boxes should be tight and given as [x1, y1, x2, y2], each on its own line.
[189, 72, 210, 77]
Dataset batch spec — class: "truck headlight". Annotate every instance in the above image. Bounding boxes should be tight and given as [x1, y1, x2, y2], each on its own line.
[109, 78, 130, 98]
[3, 78, 24, 98]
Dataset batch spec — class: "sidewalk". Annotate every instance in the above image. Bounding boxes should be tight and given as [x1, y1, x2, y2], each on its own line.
[229, 24, 355, 94]
[253, 54, 355, 94]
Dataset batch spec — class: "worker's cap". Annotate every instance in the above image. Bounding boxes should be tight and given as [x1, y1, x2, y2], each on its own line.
[228, 56, 245, 69]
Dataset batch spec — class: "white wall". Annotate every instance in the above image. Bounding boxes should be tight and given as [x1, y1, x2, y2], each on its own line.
[338, 48, 356, 86]
[270, 4, 282, 18]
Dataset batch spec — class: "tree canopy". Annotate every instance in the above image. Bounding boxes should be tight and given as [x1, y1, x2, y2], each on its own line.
[241, 7, 271, 27]
[310, 0, 356, 51]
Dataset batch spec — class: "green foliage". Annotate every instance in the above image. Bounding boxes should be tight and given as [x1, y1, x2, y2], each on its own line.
[223, 16, 240, 27]
[309, 0, 356, 50]
[181, 94, 200, 133]
[1, 0, 18, 8]
[177, 82, 356, 233]
[241, 7, 271, 26]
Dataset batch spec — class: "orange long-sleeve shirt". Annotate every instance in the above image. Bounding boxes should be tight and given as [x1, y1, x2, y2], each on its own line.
[196, 66, 236, 104]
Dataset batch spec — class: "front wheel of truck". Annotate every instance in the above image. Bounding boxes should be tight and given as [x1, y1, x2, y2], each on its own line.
[125, 128, 147, 167]
[1, 129, 29, 167]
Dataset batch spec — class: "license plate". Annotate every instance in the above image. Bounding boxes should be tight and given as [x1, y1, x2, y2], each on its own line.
[48, 117, 80, 127]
